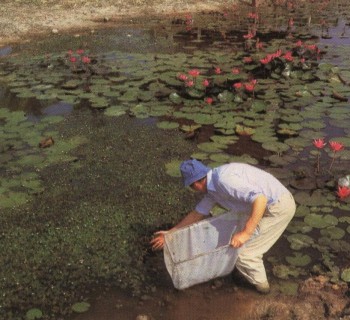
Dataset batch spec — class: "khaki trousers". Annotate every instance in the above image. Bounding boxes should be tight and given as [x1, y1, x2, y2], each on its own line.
[235, 192, 296, 285]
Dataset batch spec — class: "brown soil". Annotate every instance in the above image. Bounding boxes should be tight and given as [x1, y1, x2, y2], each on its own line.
[0, 0, 230, 46]
[1, 1, 350, 319]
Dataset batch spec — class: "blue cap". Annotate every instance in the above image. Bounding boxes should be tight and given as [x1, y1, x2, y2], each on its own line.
[180, 159, 210, 187]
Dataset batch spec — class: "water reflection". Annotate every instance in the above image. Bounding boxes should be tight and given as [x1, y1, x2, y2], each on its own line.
[0, 46, 12, 57]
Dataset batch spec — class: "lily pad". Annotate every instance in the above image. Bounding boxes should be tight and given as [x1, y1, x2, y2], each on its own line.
[156, 121, 179, 130]
[272, 264, 302, 279]
[71, 302, 91, 313]
[286, 233, 314, 250]
[165, 160, 182, 178]
[341, 268, 350, 282]
[286, 252, 312, 267]
[304, 213, 338, 229]
[26, 308, 43, 320]
[320, 226, 346, 240]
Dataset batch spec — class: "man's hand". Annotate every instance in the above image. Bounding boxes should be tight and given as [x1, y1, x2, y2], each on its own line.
[150, 231, 168, 250]
[230, 231, 251, 248]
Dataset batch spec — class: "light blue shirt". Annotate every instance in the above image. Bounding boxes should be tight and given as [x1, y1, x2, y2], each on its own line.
[195, 163, 290, 216]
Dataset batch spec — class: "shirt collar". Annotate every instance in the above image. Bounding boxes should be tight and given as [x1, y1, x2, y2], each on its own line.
[206, 169, 215, 192]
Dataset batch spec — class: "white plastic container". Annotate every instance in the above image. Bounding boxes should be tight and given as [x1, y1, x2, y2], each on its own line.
[163, 212, 242, 290]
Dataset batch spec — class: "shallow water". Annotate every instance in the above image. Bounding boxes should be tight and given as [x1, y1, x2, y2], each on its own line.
[1, 1, 350, 319]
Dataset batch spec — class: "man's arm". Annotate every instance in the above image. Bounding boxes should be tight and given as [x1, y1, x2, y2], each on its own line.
[231, 194, 267, 248]
[150, 210, 206, 250]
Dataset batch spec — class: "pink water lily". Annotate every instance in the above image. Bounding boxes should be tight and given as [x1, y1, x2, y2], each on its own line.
[202, 79, 210, 87]
[329, 141, 344, 152]
[188, 69, 200, 77]
[260, 56, 271, 64]
[337, 186, 350, 199]
[283, 51, 294, 62]
[185, 80, 194, 87]
[295, 40, 303, 47]
[243, 56, 253, 63]
[329, 140, 345, 170]
[313, 138, 326, 173]
[205, 97, 213, 104]
[313, 138, 326, 149]
[233, 82, 242, 90]
[232, 68, 240, 74]
[178, 73, 188, 81]
[82, 56, 91, 64]
[243, 32, 254, 40]
[214, 67, 222, 74]
[244, 83, 255, 92]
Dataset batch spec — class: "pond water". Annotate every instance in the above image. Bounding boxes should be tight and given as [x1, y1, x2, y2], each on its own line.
[1, 1, 350, 319]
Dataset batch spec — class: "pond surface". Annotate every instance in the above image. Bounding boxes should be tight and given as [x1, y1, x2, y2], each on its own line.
[1, 1, 350, 319]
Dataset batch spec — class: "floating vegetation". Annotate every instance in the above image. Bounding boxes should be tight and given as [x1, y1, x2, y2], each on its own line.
[1, 0, 350, 318]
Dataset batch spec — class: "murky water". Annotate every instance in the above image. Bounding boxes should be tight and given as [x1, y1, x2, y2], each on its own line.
[1, 1, 350, 319]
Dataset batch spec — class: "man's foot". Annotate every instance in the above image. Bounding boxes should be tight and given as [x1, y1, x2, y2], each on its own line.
[255, 281, 270, 294]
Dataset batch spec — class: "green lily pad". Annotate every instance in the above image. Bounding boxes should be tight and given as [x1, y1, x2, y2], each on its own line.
[286, 252, 311, 267]
[320, 226, 346, 240]
[304, 213, 338, 229]
[341, 268, 350, 282]
[71, 302, 91, 313]
[26, 308, 43, 320]
[104, 106, 127, 117]
[272, 264, 302, 279]
[286, 221, 312, 233]
[261, 141, 289, 154]
[294, 190, 331, 207]
[197, 142, 226, 153]
[156, 121, 179, 130]
[165, 160, 182, 178]
[286, 233, 314, 250]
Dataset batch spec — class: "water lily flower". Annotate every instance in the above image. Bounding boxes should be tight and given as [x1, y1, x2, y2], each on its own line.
[283, 51, 294, 62]
[205, 97, 213, 104]
[313, 138, 326, 173]
[69, 56, 77, 63]
[260, 56, 271, 64]
[295, 40, 303, 47]
[243, 56, 253, 63]
[243, 32, 254, 39]
[244, 83, 255, 92]
[232, 68, 240, 74]
[214, 67, 222, 74]
[188, 69, 200, 77]
[329, 140, 345, 170]
[336, 185, 350, 199]
[313, 138, 326, 149]
[82, 56, 91, 64]
[233, 82, 242, 89]
[178, 73, 188, 81]
[329, 141, 344, 152]
[76, 49, 84, 55]
[202, 79, 210, 87]
[185, 80, 194, 87]
[272, 49, 282, 58]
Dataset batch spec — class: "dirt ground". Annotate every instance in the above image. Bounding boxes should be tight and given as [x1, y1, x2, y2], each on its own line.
[1, 0, 350, 319]
[0, 0, 233, 46]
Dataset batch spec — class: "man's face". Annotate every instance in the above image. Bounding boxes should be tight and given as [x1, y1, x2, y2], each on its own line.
[190, 178, 207, 193]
